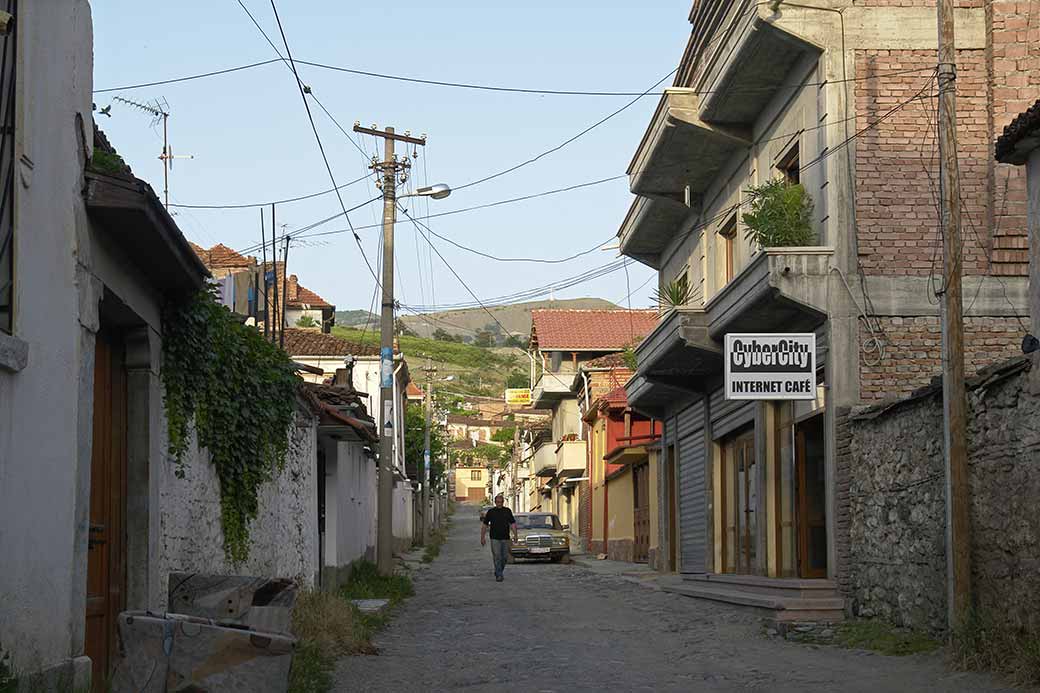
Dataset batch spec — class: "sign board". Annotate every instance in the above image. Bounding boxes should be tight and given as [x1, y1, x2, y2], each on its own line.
[504, 388, 532, 406]
[379, 347, 394, 388]
[724, 333, 816, 400]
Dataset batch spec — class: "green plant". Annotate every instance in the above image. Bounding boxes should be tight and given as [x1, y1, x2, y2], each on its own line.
[836, 620, 939, 657]
[741, 179, 816, 248]
[288, 589, 368, 692]
[295, 314, 318, 328]
[950, 607, 1040, 686]
[404, 402, 447, 488]
[652, 279, 692, 309]
[341, 561, 414, 605]
[621, 347, 638, 370]
[162, 287, 300, 563]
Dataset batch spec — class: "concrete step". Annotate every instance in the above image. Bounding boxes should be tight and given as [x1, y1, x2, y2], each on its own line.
[659, 578, 845, 623]
[684, 573, 841, 600]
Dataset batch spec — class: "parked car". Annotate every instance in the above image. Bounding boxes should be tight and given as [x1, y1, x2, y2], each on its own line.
[509, 512, 569, 562]
[479, 505, 493, 522]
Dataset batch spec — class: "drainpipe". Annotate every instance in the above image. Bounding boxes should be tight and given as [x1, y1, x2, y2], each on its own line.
[526, 350, 536, 389]
[578, 370, 591, 440]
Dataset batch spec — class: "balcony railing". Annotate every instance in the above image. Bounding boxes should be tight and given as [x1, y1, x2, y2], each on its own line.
[555, 440, 586, 477]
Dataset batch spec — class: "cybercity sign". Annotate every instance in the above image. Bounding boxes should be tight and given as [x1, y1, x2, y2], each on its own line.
[724, 333, 816, 401]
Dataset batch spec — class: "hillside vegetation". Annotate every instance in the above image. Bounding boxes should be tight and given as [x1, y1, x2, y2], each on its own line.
[399, 297, 617, 342]
[330, 326, 526, 398]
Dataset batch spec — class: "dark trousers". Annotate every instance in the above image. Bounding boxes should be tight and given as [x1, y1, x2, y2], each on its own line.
[490, 539, 509, 578]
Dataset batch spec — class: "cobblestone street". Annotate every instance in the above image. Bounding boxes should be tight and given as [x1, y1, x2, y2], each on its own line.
[335, 504, 1010, 692]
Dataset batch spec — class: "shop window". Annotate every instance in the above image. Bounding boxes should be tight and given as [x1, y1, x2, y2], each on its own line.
[777, 144, 800, 184]
[720, 427, 756, 574]
[0, 2, 16, 335]
[470, 469, 482, 481]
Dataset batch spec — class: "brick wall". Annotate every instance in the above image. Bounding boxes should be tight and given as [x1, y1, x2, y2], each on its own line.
[833, 407, 854, 599]
[989, 0, 1039, 276]
[859, 317, 1026, 401]
[855, 49, 992, 276]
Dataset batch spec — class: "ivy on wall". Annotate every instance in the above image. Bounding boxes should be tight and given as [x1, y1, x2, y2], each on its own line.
[162, 287, 300, 563]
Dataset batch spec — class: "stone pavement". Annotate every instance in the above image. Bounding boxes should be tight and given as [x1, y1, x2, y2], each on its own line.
[334, 504, 1010, 692]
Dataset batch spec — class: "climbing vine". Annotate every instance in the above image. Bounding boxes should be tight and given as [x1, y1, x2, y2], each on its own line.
[162, 287, 300, 563]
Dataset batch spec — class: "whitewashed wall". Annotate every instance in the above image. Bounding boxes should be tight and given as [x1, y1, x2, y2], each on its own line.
[324, 438, 376, 572]
[158, 413, 320, 609]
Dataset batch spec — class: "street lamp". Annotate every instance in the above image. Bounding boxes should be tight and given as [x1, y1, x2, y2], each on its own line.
[407, 183, 451, 200]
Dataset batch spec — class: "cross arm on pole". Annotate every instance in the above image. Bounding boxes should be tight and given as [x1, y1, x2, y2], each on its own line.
[353, 124, 427, 146]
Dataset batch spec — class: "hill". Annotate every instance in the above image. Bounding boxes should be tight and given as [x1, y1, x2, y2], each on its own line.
[330, 326, 528, 399]
[334, 309, 378, 327]
[400, 297, 618, 343]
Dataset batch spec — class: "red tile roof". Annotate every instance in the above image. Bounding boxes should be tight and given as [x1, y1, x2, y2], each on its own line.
[288, 282, 333, 309]
[282, 328, 378, 357]
[530, 309, 658, 351]
[190, 243, 255, 269]
[584, 352, 630, 368]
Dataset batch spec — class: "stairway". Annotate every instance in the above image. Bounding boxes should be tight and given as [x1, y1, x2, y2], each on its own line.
[658, 573, 845, 623]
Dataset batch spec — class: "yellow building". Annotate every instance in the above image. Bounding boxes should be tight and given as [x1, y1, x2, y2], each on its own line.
[585, 386, 661, 563]
[453, 464, 488, 503]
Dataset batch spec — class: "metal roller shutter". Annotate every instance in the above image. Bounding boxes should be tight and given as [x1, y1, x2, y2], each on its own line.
[677, 399, 707, 574]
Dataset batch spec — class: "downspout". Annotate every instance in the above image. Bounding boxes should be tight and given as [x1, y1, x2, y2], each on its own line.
[579, 370, 591, 440]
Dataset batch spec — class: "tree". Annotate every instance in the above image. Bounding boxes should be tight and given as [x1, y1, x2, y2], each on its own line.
[474, 330, 495, 347]
[295, 314, 318, 328]
[404, 402, 447, 489]
[432, 328, 453, 341]
[505, 370, 528, 389]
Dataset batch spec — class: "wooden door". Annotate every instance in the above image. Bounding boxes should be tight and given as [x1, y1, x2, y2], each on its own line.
[85, 331, 127, 690]
[633, 462, 650, 563]
[796, 415, 827, 578]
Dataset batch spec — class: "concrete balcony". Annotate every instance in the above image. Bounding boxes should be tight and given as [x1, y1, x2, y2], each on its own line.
[705, 247, 833, 339]
[531, 444, 557, 478]
[531, 370, 576, 409]
[555, 440, 586, 479]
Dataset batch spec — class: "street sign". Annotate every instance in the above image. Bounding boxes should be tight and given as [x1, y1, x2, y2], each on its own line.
[724, 333, 816, 400]
[505, 388, 532, 406]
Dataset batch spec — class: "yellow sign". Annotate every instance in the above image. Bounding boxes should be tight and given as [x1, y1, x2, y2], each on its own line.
[505, 388, 532, 406]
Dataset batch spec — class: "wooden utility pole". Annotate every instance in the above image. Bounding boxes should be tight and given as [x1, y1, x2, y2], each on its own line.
[270, 203, 280, 345]
[421, 359, 436, 545]
[937, 0, 972, 627]
[512, 425, 521, 511]
[354, 123, 427, 576]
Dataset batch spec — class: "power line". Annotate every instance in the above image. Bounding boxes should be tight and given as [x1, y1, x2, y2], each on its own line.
[452, 69, 677, 192]
[169, 171, 372, 209]
[93, 53, 935, 98]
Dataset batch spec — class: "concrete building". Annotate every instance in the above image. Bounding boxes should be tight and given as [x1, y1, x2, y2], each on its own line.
[618, 0, 1032, 620]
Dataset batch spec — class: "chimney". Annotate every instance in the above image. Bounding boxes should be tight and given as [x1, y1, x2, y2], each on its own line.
[332, 355, 357, 392]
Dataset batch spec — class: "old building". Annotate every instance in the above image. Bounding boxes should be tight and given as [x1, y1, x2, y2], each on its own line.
[528, 309, 658, 545]
[618, 0, 1032, 620]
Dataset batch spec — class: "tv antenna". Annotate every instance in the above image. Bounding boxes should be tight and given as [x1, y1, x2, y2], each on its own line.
[110, 96, 195, 209]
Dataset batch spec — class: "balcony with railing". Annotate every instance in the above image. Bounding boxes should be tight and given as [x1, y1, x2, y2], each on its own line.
[555, 439, 586, 479]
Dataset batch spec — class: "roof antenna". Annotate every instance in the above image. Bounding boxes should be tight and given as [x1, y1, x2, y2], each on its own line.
[111, 96, 195, 210]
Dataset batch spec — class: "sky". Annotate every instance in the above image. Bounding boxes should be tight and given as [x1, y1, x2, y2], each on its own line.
[92, 1, 691, 315]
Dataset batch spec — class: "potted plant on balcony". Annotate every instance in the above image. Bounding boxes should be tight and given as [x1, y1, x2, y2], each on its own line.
[742, 179, 815, 248]
[652, 278, 692, 312]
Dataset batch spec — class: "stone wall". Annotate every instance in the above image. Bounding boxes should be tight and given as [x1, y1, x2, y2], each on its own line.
[844, 358, 1040, 633]
[159, 412, 320, 610]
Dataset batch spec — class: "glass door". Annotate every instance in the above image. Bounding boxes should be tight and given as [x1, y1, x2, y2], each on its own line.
[721, 428, 756, 574]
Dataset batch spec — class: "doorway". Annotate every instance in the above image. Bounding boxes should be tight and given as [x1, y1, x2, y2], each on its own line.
[633, 462, 650, 563]
[796, 415, 827, 578]
[721, 428, 756, 574]
[85, 330, 128, 689]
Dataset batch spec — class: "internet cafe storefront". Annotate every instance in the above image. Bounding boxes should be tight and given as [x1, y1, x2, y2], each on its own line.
[714, 333, 827, 580]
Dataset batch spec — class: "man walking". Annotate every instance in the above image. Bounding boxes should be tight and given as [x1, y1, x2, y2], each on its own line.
[480, 493, 518, 582]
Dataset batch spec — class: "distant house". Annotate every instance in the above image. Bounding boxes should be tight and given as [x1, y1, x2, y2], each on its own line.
[282, 327, 418, 550]
[527, 309, 659, 544]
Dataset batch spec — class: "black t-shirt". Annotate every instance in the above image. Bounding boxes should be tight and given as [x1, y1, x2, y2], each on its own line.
[483, 506, 516, 540]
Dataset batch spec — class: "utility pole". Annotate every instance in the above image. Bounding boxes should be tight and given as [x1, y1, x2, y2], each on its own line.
[270, 204, 280, 345]
[354, 123, 427, 576]
[937, 0, 971, 628]
[422, 358, 436, 545]
[260, 208, 270, 340]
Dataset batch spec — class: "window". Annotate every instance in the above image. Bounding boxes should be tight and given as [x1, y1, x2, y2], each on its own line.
[674, 270, 689, 306]
[470, 469, 482, 481]
[0, 2, 16, 334]
[777, 143, 800, 184]
[717, 215, 737, 285]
